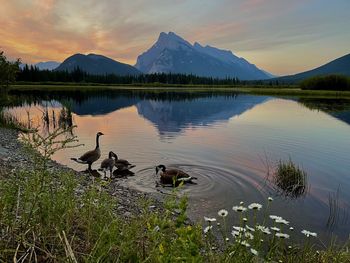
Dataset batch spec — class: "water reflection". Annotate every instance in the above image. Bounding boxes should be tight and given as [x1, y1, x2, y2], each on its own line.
[136, 95, 269, 138]
[298, 98, 350, 125]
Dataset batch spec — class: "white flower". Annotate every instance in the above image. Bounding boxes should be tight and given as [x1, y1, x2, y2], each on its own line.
[275, 218, 289, 225]
[301, 230, 317, 238]
[260, 239, 264, 242]
[246, 225, 255, 232]
[256, 225, 271, 235]
[275, 233, 290, 239]
[245, 232, 254, 240]
[269, 215, 282, 221]
[288, 245, 292, 249]
[250, 248, 258, 256]
[225, 237, 230, 242]
[268, 197, 273, 202]
[232, 230, 240, 237]
[216, 222, 221, 226]
[243, 217, 248, 222]
[204, 216, 217, 222]
[238, 240, 250, 247]
[240, 201, 244, 205]
[248, 203, 262, 210]
[204, 225, 213, 234]
[270, 227, 280, 232]
[232, 206, 247, 212]
[289, 227, 294, 231]
[233, 226, 246, 232]
[218, 209, 228, 217]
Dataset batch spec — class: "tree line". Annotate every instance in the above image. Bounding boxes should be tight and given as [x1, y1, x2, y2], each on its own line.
[17, 64, 243, 85]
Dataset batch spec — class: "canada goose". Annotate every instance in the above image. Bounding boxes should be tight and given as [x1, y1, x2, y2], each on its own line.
[111, 152, 135, 171]
[71, 132, 104, 171]
[98, 151, 115, 178]
[155, 165, 197, 185]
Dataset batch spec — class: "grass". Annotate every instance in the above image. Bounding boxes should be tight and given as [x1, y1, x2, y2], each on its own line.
[0, 128, 349, 262]
[273, 159, 308, 198]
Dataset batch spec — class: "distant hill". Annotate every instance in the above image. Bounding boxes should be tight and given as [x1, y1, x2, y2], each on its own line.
[278, 53, 350, 83]
[35, 61, 60, 70]
[56, 53, 140, 76]
[135, 32, 272, 80]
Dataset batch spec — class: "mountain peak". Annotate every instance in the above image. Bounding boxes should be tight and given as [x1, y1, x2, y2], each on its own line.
[56, 53, 140, 76]
[156, 32, 190, 47]
[135, 32, 272, 80]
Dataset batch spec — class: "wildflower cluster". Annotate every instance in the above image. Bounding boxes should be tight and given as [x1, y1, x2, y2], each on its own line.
[203, 197, 319, 261]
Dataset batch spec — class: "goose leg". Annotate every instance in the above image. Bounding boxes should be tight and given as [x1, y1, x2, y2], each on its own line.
[88, 163, 92, 171]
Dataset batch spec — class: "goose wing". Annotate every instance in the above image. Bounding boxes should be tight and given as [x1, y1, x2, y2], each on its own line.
[115, 159, 134, 170]
[79, 149, 101, 163]
[100, 158, 115, 169]
[167, 169, 190, 179]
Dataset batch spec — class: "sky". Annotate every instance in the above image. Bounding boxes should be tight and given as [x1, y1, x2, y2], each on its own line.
[0, 0, 349, 75]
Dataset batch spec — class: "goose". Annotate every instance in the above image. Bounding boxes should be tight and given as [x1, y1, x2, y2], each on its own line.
[155, 165, 197, 186]
[71, 132, 104, 171]
[111, 152, 135, 171]
[98, 151, 115, 178]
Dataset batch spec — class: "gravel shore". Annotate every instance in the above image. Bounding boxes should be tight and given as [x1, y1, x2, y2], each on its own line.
[0, 127, 164, 218]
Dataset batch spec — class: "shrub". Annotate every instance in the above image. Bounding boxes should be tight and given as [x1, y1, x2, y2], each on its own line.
[300, 75, 350, 91]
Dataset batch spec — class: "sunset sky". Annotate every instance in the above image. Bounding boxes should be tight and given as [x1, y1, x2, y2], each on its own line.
[1, 0, 349, 75]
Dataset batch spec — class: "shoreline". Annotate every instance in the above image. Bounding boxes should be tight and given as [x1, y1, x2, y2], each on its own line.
[0, 127, 164, 219]
[9, 84, 350, 98]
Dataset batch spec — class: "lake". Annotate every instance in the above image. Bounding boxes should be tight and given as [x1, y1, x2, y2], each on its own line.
[5, 89, 350, 243]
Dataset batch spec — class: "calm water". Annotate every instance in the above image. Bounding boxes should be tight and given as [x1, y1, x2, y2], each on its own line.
[5, 90, 350, 243]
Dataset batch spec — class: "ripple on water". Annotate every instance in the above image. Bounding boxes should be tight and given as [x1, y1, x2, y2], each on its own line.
[119, 164, 270, 217]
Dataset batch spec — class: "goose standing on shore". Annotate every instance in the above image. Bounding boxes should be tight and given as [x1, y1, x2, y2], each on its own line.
[155, 165, 197, 185]
[99, 151, 115, 178]
[71, 132, 104, 171]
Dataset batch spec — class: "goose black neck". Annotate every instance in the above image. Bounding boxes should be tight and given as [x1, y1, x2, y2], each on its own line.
[95, 134, 100, 149]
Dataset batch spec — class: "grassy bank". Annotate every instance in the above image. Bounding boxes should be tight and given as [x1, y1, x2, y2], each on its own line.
[0, 128, 349, 262]
[9, 84, 350, 98]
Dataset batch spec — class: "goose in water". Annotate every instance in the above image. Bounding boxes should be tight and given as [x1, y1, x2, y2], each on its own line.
[99, 151, 115, 178]
[155, 165, 197, 186]
[71, 132, 104, 171]
[112, 152, 135, 171]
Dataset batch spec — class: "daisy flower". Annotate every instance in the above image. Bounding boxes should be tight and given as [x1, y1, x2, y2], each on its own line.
[275, 233, 290, 239]
[248, 203, 262, 210]
[269, 215, 282, 221]
[232, 206, 247, 212]
[246, 225, 255, 232]
[204, 216, 217, 223]
[268, 197, 274, 202]
[275, 218, 289, 225]
[218, 209, 228, 217]
[250, 248, 258, 256]
[204, 225, 213, 234]
[301, 230, 317, 238]
[270, 227, 280, 232]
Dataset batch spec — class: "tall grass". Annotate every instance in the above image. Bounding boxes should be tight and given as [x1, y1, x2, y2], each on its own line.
[0, 109, 29, 131]
[273, 158, 308, 198]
